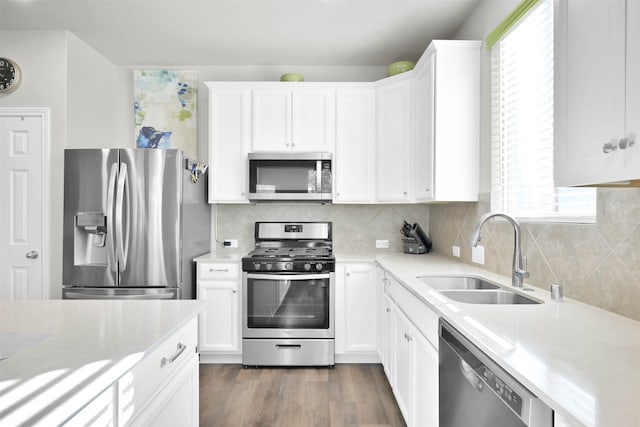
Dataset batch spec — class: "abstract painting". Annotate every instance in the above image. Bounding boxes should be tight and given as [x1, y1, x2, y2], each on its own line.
[133, 70, 197, 157]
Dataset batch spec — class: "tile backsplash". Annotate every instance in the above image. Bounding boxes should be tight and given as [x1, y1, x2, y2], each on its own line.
[215, 204, 429, 255]
[215, 189, 639, 322]
[429, 188, 640, 322]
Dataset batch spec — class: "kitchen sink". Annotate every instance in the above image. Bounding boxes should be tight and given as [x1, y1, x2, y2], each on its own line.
[439, 290, 541, 305]
[417, 275, 500, 290]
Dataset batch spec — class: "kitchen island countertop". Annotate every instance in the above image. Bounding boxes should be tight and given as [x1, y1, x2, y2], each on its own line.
[0, 299, 204, 426]
[335, 250, 640, 427]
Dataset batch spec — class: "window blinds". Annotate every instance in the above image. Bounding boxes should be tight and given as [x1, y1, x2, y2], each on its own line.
[490, 0, 595, 221]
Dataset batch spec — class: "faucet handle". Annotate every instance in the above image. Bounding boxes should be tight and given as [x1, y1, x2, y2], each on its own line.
[517, 256, 530, 278]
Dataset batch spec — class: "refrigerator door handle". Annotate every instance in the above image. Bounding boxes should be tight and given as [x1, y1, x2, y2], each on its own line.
[106, 162, 118, 272]
[115, 162, 131, 272]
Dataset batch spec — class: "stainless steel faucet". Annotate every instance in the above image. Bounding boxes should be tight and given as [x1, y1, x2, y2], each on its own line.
[470, 212, 529, 287]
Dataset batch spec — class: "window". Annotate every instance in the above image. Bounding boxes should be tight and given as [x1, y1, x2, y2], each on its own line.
[489, 0, 595, 222]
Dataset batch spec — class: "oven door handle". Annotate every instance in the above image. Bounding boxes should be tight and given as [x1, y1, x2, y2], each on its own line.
[245, 273, 332, 281]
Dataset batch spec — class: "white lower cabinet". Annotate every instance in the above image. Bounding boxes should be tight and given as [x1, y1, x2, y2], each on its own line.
[196, 260, 242, 362]
[65, 318, 199, 427]
[335, 262, 378, 362]
[379, 269, 439, 427]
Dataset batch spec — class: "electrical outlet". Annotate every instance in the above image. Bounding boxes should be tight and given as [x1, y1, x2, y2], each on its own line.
[472, 245, 485, 265]
[452, 246, 461, 257]
[223, 239, 238, 248]
[376, 240, 390, 249]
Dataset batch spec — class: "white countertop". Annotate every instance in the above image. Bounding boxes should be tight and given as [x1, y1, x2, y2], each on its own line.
[0, 299, 204, 426]
[341, 251, 639, 427]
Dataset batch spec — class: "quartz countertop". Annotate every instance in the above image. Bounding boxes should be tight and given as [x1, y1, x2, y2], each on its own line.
[0, 299, 204, 426]
[194, 251, 243, 262]
[336, 251, 640, 427]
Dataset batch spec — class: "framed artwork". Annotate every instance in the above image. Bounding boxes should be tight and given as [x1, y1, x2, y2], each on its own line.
[133, 70, 197, 157]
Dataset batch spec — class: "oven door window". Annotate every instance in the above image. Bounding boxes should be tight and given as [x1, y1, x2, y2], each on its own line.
[246, 276, 330, 329]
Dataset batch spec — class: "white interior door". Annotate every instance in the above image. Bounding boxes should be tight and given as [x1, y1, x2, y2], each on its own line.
[0, 109, 48, 299]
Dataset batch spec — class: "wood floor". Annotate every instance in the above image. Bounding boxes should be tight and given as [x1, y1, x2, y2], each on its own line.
[199, 364, 406, 427]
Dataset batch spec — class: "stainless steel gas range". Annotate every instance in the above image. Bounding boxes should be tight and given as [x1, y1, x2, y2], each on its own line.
[241, 222, 335, 367]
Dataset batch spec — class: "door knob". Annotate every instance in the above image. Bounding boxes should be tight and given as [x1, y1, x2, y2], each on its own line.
[26, 251, 39, 259]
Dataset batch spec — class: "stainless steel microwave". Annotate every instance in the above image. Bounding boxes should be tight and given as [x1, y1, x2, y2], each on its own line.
[248, 152, 332, 202]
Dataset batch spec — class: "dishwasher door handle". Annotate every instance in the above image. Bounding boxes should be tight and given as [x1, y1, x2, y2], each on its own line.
[460, 359, 484, 392]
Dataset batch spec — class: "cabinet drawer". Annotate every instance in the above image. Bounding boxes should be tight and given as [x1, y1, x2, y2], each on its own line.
[393, 281, 439, 349]
[119, 317, 198, 426]
[198, 262, 239, 280]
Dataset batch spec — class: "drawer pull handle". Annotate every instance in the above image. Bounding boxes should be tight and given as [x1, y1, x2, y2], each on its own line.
[276, 344, 302, 350]
[161, 342, 187, 368]
[209, 268, 229, 272]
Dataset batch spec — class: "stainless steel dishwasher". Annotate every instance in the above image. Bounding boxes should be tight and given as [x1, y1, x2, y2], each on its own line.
[439, 319, 553, 427]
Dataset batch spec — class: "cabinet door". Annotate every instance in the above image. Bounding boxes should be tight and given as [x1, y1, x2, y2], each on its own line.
[130, 353, 199, 427]
[393, 307, 413, 423]
[412, 54, 435, 201]
[334, 86, 376, 203]
[377, 78, 411, 202]
[198, 281, 240, 352]
[627, 0, 640, 173]
[208, 85, 250, 202]
[291, 87, 335, 152]
[381, 293, 394, 380]
[252, 88, 291, 151]
[64, 385, 116, 427]
[343, 264, 377, 353]
[411, 330, 438, 427]
[555, 0, 628, 185]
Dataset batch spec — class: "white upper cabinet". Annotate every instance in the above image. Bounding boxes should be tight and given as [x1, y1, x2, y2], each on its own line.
[252, 85, 335, 152]
[412, 40, 480, 202]
[376, 75, 413, 202]
[554, 0, 640, 186]
[207, 83, 251, 203]
[334, 84, 376, 203]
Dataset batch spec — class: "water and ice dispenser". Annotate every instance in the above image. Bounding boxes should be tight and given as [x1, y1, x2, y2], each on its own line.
[74, 212, 108, 265]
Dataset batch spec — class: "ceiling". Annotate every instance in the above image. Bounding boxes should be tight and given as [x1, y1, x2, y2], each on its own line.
[0, 0, 481, 66]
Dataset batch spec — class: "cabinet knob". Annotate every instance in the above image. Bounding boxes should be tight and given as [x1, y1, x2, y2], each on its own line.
[602, 141, 618, 153]
[618, 136, 636, 150]
[403, 191, 407, 196]
[386, 308, 391, 313]
[286, 143, 290, 147]
[291, 143, 295, 148]
[232, 290, 237, 294]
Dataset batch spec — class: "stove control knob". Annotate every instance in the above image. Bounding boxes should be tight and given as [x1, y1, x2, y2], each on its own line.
[315, 263, 323, 271]
[304, 263, 311, 271]
[266, 264, 272, 271]
[254, 263, 261, 270]
[285, 262, 293, 270]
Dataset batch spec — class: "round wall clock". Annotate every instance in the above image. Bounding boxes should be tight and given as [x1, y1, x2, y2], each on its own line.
[0, 57, 22, 94]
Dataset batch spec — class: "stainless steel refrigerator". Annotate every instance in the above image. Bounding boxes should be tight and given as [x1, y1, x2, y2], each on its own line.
[62, 148, 210, 299]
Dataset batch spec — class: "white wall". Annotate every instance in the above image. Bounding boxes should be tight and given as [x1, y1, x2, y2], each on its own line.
[454, 0, 519, 192]
[0, 30, 69, 298]
[66, 32, 130, 149]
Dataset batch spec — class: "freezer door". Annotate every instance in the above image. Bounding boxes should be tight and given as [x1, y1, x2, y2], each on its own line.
[117, 149, 182, 288]
[63, 149, 119, 287]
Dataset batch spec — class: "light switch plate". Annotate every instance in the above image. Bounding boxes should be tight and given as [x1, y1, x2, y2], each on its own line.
[376, 240, 390, 249]
[452, 246, 461, 257]
[472, 245, 485, 264]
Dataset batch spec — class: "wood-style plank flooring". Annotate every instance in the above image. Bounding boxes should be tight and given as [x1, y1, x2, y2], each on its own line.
[199, 364, 406, 427]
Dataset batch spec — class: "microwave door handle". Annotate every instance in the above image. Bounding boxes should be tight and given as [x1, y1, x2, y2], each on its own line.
[316, 161, 322, 193]
[106, 162, 118, 272]
[115, 162, 130, 272]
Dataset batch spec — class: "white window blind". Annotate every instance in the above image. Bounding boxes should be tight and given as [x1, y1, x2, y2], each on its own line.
[490, 0, 596, 222]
